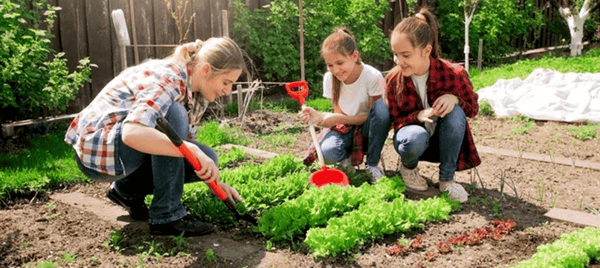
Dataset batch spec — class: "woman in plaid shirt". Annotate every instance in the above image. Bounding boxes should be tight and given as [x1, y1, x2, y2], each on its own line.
[386, 8, 481, 203]
[65, 37, 246, 236]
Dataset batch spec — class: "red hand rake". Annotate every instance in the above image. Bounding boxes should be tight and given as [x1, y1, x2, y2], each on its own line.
[285, 81, 349, 188]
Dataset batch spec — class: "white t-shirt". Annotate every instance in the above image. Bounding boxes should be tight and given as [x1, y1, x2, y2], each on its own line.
[323, 63, 385, 116]
[412, 72, 438, 134]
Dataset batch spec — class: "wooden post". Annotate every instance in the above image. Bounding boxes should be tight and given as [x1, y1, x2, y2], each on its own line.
[477, 39, 483, 71]
[237, 84, 243, 117]
[221, 10, 229, 38]
[128, 0, 139, 65]
[111, 9, 130, 73]
[299, 0, 305, 81]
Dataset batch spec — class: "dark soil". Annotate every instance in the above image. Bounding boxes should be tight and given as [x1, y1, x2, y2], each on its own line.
[2, 102, 600, 267]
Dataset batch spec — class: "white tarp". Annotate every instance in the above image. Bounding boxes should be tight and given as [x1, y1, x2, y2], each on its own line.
[477, 68, 600, 123]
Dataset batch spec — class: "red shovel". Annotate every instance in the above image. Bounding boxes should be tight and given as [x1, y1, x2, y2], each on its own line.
[155, 117, 257, 225]
[285, 81, 349, 188]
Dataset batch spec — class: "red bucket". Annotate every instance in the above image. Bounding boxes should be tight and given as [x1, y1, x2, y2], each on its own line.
[309, 166, 349, 188]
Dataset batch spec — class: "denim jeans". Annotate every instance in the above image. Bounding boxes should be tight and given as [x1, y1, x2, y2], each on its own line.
[392, 105, 466, 181]
[74, 103, 217, 225]
[320, 98, 390, 167]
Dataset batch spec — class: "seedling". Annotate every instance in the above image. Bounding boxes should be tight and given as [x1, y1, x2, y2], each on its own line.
[44, 202, 56, 211]
[265, 240, 274, 251]
[205, 248, 216, 263]
[536, 178, 545, 202]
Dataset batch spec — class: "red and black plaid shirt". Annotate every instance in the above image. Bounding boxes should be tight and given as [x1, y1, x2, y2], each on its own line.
[386, 58, 481, 171]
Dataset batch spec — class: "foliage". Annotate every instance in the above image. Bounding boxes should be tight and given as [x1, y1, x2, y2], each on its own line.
[0, 0, 91, 122]
[231, 0, 391, 99]
[196, 120, 249, 147]
[478, 100, 495, 116]
[181, 154, 309, 224]
[306, 97, 332, 112]
[304, 193, 460, 258]
[257, 177, 406, 242]
[510, 120, 535, 135]
[438, 0, 544, 64]
[568, 122, 599, 141]
[470, 47, 600, 91]
[218, 146, 247, 169]
[512, 226, 600, 267]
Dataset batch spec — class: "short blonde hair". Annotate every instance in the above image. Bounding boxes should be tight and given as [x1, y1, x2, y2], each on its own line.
[168, 37, 248, 77]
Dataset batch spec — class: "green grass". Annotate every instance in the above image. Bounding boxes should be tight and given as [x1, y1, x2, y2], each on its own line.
[0, 130, 87, 201]
[471, 48, 600, 91]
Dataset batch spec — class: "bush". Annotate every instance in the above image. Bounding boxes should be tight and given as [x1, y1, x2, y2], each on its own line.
[0, 0, 91, 122]
[438, 0, 544, 64]
[231, 0, 391, 99]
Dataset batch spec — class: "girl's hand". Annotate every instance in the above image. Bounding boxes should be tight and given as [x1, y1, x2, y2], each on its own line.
[186, 141, 219, 184]
[218, 182, 243, 202]
[417, 108, 436, 123]
[299, 107, 324, 125]
[432, 94, 459, 117]
[319, 113, 338, 128]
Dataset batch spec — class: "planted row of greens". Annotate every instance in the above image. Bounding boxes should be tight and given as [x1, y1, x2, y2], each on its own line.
[181, 154, 310, 225]
[305, 194, 460, 258]
[511, 226, 600, 268]
[257, 177, 406, 242]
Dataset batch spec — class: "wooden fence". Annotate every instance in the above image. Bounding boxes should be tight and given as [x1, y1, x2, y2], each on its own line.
[43, 0, 595, 112]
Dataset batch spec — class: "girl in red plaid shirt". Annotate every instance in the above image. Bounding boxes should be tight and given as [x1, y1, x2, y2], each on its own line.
[386, 8, 481, 203]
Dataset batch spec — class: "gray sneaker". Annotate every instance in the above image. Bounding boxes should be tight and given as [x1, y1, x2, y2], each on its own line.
[366, 165, 385, 184]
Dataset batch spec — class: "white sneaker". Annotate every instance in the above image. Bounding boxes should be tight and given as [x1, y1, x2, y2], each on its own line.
[398, 165, 428, 191]
[366, 165, 385, 184]
[440, 181, 469, 203]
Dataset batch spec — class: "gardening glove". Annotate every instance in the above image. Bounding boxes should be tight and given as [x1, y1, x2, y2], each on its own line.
[218, 182, 243, 202]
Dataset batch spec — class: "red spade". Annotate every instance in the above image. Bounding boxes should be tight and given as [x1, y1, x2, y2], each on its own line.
[285, 81, 349, 188]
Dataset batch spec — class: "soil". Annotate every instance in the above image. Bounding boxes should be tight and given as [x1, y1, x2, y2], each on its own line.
[2, 97, 600, 268]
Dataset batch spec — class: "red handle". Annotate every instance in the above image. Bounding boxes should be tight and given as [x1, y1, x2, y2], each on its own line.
[177, 143, 228, 201]
[285, 81, 309, 106]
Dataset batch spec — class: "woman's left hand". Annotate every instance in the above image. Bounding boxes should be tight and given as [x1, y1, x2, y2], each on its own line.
[432, 94, 459, 117]
[217, 182, 243, 202]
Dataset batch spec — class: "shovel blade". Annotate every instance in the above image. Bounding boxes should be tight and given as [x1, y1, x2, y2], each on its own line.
[309, 167, 349, 188]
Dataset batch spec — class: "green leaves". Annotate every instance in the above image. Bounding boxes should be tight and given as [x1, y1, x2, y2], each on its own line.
[231, 0, 390, 99]
[512, 226, 600, 267]
[0, 0, 91, 122]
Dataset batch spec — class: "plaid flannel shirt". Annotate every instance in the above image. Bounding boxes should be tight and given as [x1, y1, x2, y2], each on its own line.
[386, 58, 481, 171]
[64, 60, 208, 175]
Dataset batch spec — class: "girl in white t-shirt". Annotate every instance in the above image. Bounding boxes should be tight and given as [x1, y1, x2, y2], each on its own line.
[301, 28, 391, 183]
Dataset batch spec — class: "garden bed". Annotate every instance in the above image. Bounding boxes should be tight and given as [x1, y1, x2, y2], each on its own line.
[1, 108, 600, 268]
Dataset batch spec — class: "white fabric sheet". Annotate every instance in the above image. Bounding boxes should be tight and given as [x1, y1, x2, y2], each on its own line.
[477, 68, 600, 123]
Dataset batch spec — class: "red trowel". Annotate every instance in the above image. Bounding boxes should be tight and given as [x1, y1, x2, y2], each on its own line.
[285, 81, 349, 188]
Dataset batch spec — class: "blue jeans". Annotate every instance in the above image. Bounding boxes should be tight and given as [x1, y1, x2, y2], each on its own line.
[74, 103, 217, 225]
[393, 105, 466, 181]
[320, 98, 390, 167]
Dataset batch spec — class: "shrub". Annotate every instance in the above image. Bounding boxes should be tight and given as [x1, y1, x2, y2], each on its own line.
[231, 0, 391, 99]
[0, 0, 91, 122]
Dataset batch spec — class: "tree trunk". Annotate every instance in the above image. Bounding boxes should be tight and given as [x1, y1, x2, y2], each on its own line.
[558, 0, 591, 56]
